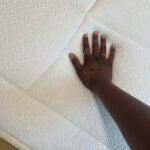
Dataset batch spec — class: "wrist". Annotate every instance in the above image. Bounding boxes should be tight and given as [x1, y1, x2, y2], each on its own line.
[91, 78, 113, 93]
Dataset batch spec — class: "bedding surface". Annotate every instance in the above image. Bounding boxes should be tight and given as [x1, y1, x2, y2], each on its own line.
[0, 0, 150, 149]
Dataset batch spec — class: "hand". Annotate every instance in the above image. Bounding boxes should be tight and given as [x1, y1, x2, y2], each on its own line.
[69, 31, 116, 91]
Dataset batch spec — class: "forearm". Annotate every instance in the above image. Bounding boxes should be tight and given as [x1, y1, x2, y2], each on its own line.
[69, 31, 150, 149]
[93, 81, 150, 150]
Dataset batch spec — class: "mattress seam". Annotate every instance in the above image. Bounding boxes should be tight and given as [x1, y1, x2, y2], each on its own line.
[26, 94, 110, 149]
[68, 0, 97, 15]
[0, 75, 109, 149]
[0, 128, 32, 150]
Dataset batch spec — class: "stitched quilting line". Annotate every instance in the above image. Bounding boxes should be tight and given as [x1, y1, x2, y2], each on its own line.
[26, 0, 97, 92]
[26, 13, 86, 93]
[0, 0, 149, 149]
[65, 0, 97, 14]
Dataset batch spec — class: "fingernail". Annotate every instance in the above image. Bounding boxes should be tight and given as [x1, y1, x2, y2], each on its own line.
[111, 44, 116, 49]
[101, 34, 106, 39]
[93, 31, 98, 35]
[83, 34, 88, 38]
[69, 53, 74, 60]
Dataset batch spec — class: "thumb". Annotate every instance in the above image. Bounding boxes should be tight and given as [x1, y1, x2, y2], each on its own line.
[69, 53, 82, 76]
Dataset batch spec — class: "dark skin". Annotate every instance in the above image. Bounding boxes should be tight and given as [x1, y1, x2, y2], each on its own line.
[69, 31, 150, 150]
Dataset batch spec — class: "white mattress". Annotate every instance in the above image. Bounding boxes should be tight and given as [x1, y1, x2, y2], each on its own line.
[0, 0, 150, 149]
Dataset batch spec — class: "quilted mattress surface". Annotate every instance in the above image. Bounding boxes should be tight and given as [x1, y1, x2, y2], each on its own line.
[0, 0, 150, 149]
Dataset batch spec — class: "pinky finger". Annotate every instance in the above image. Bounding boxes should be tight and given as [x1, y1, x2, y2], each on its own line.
[69, 53, 82, 75]
[108, 44, 116, 65]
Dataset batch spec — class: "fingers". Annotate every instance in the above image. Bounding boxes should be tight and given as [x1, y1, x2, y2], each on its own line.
[69, 53, 82, 75]
[83, 34, 91, 56]
[82, 32, 115, 65]
[100, 35, 106, 57]
[92, 31, 99, 56]
[108, 44, 116, 65]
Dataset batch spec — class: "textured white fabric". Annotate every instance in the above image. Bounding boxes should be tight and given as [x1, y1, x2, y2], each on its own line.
[0, 0, 85, 91]
[0, 0, 150, 149]
[89, 0, 150, 49]
[0, 128, 31, 150]
[0, 76, 108, 150]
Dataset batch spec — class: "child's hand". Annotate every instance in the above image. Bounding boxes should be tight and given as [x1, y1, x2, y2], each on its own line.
[69, 31, 116, 91]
